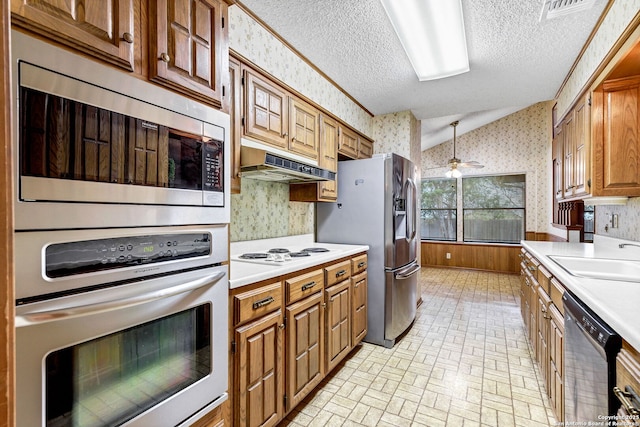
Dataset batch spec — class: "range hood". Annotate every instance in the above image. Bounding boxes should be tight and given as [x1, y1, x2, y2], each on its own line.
[240, 139, 336, 183]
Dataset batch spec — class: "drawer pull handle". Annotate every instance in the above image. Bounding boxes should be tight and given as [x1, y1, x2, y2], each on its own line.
[336, 270, 347, 277]
[253, 296, 274, 310]
[358, 262, 366, 268]
[614, 386, 640, 416]
[301, 281, 316, 292]
[528, 266, 537, 272]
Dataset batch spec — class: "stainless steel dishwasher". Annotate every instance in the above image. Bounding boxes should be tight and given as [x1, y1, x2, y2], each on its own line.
[564, 291, 622, 422]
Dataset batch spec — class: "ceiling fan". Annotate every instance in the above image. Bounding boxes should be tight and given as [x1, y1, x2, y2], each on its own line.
[428, 121, 484, 178]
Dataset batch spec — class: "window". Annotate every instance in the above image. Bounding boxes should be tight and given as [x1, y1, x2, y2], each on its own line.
[462, 174, 525, 244]
[421, 178, 456, 241]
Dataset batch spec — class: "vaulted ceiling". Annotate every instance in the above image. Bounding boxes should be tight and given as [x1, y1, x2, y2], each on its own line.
[237, 0, 610, 149]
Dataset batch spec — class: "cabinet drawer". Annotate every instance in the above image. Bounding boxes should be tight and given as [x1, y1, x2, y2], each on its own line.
[285, 269, 324, 305]
[351, 254, 368, 275]
[549, 278, 565, 315]
[234, 282, 282, 326]
[325, 260, 351, 287]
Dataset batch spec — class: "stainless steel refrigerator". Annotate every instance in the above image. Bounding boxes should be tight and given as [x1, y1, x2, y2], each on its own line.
[317, 153, 419, 348]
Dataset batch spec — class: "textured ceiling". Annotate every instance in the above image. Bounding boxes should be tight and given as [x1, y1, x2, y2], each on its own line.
[237, 0, 609, 150]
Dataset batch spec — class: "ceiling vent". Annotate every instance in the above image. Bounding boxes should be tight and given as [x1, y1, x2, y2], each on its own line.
[539, 0, 599, 21]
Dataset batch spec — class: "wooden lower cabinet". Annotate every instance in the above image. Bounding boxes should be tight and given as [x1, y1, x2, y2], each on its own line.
[520, 249, 564, 423]
[325, 279, 351, 373]
[230, 253, 367, 426]
[285, 290, 324, 411]
[235, 309, 284, 427]
[549, 304, 564, 423]
[351, 271, 367, 346]
[616, 341, 640, 425]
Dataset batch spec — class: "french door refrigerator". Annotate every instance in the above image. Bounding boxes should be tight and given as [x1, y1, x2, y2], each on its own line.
[317, 153, 419, 348]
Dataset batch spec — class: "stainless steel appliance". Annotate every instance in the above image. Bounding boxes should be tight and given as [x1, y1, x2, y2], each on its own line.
[317, 153, 419, 347]
[11, 31, 230, 230]
[15, 225, 229, 427]
[564, 291, 622, 422]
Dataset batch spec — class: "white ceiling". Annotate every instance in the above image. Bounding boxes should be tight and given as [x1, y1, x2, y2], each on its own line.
[237, 0, 609, 150]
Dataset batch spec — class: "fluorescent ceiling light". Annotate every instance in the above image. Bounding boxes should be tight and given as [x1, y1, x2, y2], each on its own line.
[380, 0, 469, 81]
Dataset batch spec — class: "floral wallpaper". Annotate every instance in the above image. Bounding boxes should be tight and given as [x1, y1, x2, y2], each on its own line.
[228, 6, 372, 136]
[421, 102, 554, 239]
[228, 5, 378, 242]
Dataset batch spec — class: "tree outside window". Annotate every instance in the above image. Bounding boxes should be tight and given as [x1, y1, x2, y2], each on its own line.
[462, 174, 526, 244]
[421, 178, 456, 241]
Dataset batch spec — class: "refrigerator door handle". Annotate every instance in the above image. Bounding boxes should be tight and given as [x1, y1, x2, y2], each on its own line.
[394, 262, 421, 279]
[406, 178, 417, 242]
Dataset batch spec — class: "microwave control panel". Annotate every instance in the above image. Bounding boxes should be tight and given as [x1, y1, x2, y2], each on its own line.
[45, 233, 212, 278]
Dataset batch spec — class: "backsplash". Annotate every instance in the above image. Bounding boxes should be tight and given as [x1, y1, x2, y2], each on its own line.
[230, 179, 314, 242]
[595, 198, 640, 242]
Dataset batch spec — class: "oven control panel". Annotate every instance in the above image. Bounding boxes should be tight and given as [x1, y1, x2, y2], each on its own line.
[45, 233, 211, 278]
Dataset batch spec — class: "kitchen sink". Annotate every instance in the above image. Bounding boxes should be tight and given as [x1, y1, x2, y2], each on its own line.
[548, 255, 640, 282]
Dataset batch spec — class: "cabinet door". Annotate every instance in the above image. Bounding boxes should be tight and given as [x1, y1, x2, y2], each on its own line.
[229, 57, 242, 194]
[573, 95, 591, 196]
[536, 286, 552, 395]
[549, 304, 564, 423]
[318, 114, 339, 200]
[150, 0, 228, 108]
[563, 111, 576, 197]
[289, 98, 319, 160]
[616, 343, 640, 426]
[358, 138, 373, 159]
[592, 76, 640, 196]
[11, 0, 135, 71]
[351, 271, 367, 346]
[338, 126, 358, 159]
[244, 69, 289, 149]
[325, 280, 351, 373]
[285, 292, 324, 411]
[235, 309, 284, 427]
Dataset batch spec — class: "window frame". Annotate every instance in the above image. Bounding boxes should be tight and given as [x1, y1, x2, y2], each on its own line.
[420, 177, 457, 241]
[461, 173, 526, 244]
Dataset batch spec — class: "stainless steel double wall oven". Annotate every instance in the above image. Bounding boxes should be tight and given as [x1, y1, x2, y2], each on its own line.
[12, 31, 231, 427]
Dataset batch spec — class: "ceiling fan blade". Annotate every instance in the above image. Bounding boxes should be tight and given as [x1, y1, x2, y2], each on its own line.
[425, 164, 448, 170]
[458, 161, 484, 169]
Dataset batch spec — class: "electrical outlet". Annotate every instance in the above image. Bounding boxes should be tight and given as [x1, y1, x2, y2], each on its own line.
[446, 253, 451, 259]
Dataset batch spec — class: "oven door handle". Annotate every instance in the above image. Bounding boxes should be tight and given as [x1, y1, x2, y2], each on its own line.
[16, 271, 225, 326]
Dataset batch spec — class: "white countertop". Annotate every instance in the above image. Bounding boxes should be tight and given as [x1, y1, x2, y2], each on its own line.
[229, 234, 369, 289]
[521, 235, 640, 352]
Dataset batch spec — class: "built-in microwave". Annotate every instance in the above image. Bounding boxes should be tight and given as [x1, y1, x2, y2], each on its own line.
[12, 31, 231, 230]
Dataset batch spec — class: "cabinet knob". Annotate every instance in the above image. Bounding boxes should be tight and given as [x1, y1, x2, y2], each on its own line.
[278, 323, 285, 330]
[122, 32, 134, 44]
[160, 53, 171, 63]
[281, 132, 288, 138]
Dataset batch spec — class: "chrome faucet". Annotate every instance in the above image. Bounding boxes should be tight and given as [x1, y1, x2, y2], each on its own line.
[619, 243, 640, 249]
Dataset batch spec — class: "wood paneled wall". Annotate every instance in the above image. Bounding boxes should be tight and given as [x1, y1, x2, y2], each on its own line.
[1, 1, 14, 426]
[421, 233, 567, 274]
[421, 241, 522, 274]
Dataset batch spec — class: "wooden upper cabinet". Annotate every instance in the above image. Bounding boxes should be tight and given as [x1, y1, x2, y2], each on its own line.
[11, 0, 135, 71]
[244, 68, 289, 150]
[592, 75, 640, 196]
[358, 138, 373, 159]
[319, 114, 338, 172]
[229, 57, 242, 193]
[150, 0, 228, 109]
[338, 126, 358, 158]
[563, 110, 575, 196]
[288, 98, 319, 160]
[552, 124, 564, 203]
[573, 95, 591, 196]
